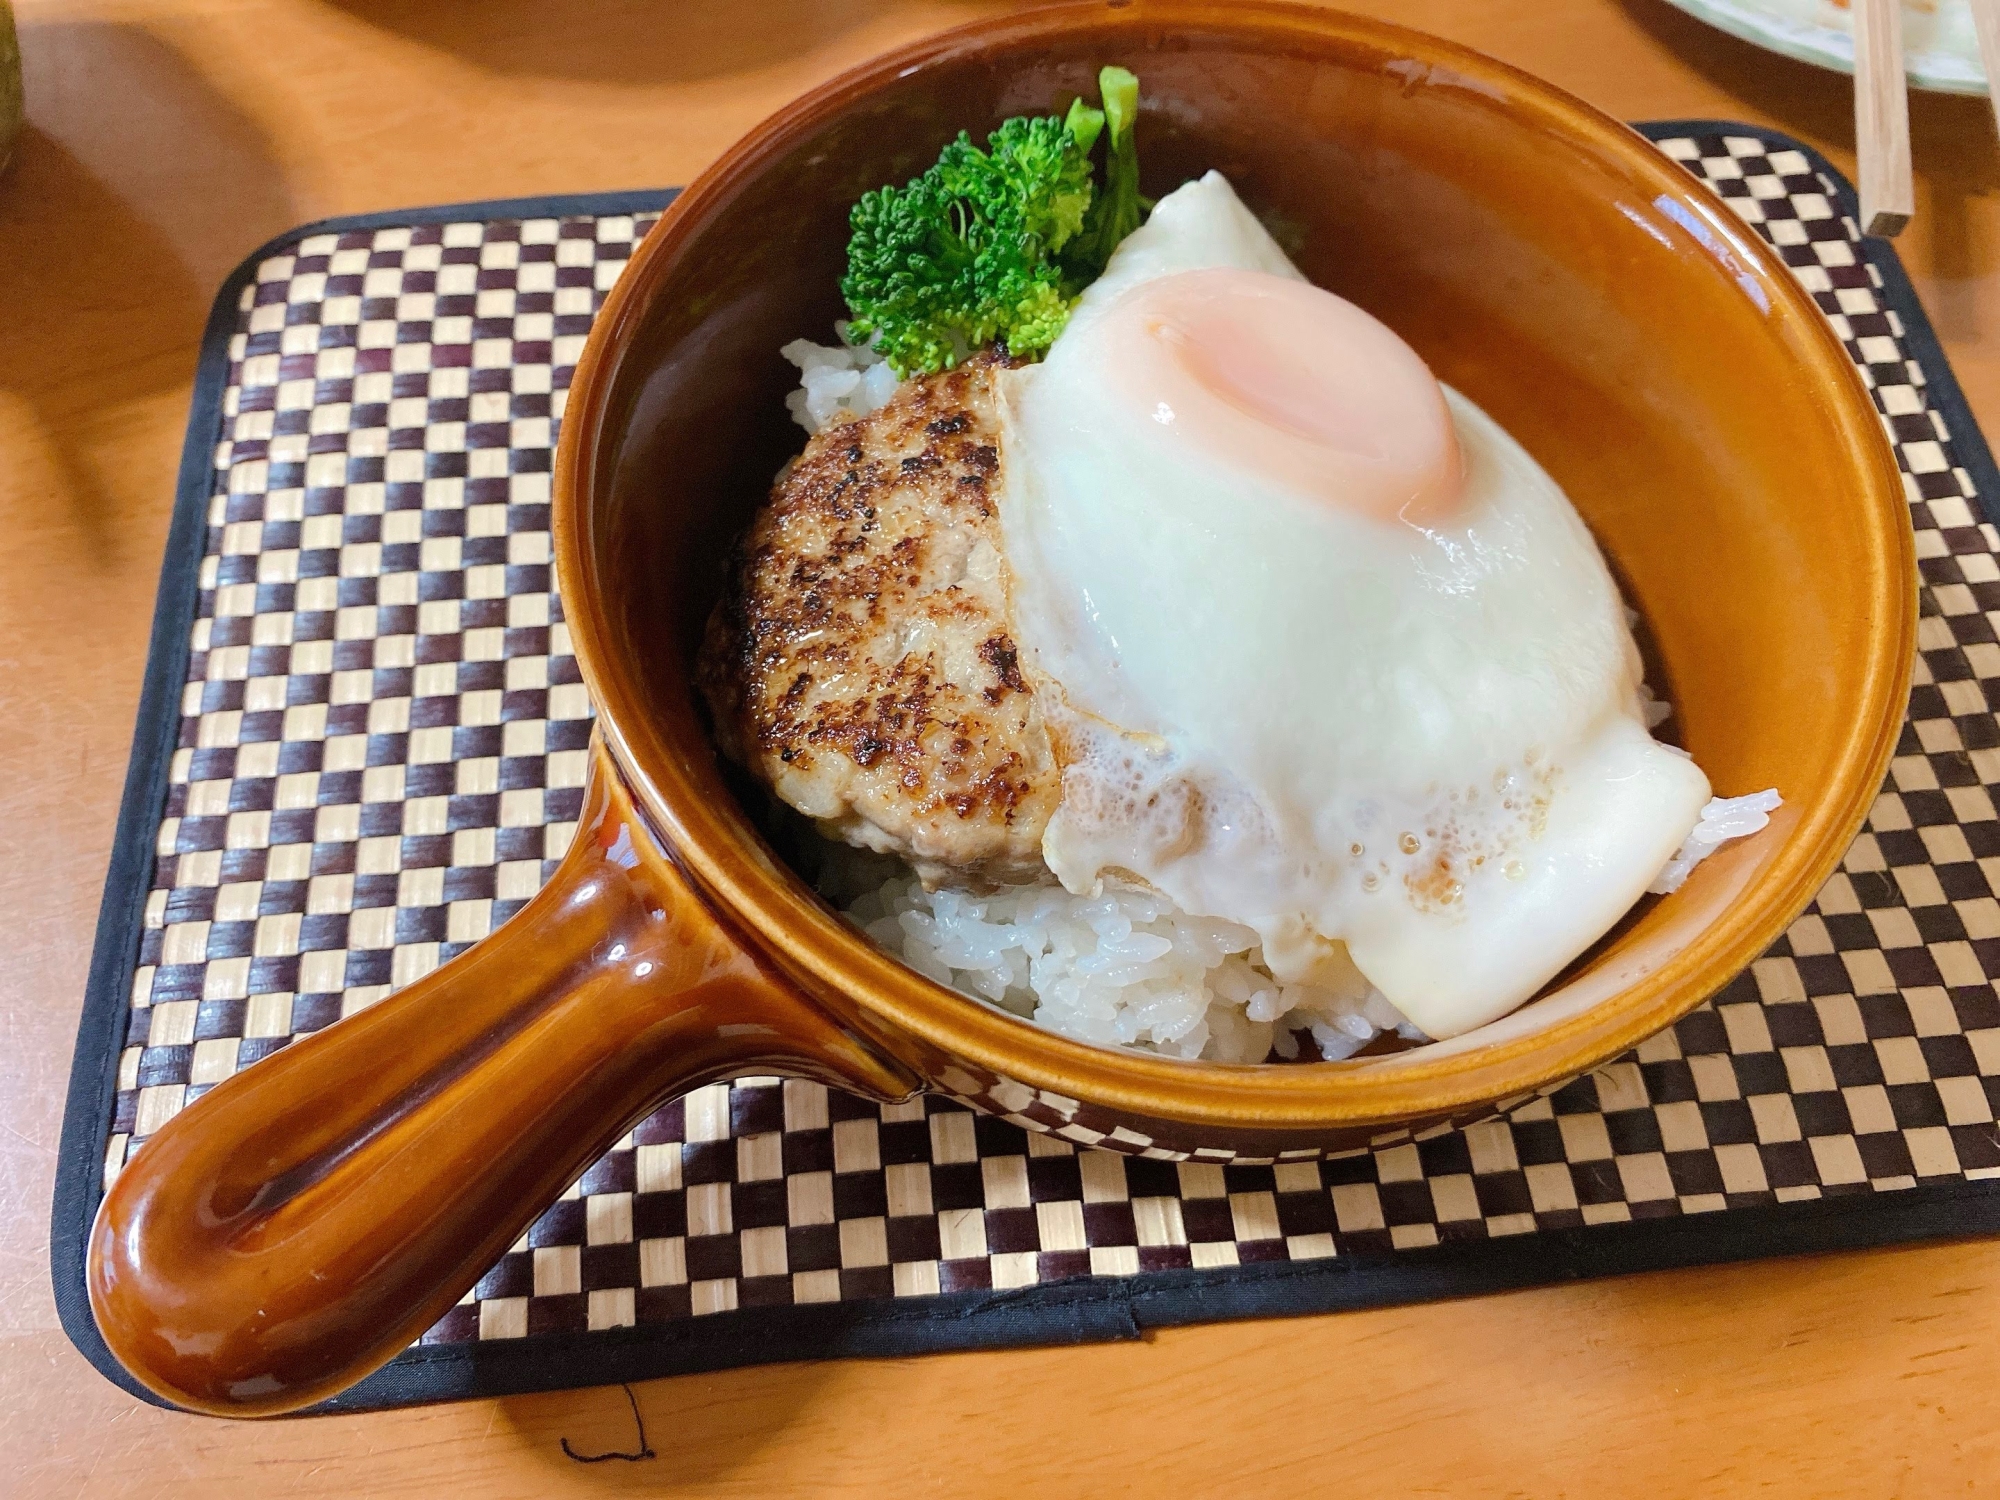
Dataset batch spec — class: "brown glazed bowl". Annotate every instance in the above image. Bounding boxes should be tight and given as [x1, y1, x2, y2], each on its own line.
[89, 0, 1914, 1417]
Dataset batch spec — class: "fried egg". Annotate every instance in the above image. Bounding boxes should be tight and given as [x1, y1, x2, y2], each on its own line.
[998, 171, 1712, 1040]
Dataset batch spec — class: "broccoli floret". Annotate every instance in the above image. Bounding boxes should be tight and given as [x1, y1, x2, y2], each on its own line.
[1064, 67, 1146, 282]
[840, 67, 1146, 377]
[1063, 93, 1107, 158]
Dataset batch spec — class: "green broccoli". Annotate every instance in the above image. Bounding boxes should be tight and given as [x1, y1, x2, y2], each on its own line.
[840, 66, 1146, 377]
[1064, 66, 1145, 283]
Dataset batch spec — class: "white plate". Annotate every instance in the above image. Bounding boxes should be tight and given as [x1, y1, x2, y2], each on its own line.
[1660, 0, 1990, 94]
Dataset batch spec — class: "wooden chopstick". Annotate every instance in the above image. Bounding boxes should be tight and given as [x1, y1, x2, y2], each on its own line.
[1853, 0, 1914, 237]
[1972, 0, 2000, 141]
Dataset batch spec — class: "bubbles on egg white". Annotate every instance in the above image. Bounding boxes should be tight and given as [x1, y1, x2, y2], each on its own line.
[1044, 674, 1572, 947]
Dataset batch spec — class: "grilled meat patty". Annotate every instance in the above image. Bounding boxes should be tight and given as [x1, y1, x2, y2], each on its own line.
[698, 351, 1058, 885]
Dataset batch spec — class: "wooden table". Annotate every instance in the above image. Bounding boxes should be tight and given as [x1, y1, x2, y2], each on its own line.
[6, 0, 2000, 1492]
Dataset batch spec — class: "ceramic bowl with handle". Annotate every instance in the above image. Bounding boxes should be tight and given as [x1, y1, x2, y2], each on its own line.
[88, 0, 1914, 1418]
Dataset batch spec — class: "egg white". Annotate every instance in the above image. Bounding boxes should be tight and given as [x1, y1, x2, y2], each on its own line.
[998, 172, 1712, 1040]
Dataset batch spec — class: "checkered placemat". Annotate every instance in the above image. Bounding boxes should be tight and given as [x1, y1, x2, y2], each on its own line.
[53, 127, 2000, 1412]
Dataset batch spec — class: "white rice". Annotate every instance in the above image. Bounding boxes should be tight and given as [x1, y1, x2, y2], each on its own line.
[1649, 788, 1784, 894]
[779, 333, 1783, 1058]
[1637, 680, 1674, 729]
[781, 324, 900, 435]
[816, 847, 1417, 1064]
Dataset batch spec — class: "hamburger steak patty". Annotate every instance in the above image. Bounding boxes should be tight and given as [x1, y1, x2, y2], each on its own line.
[698, 351, 1059, 885]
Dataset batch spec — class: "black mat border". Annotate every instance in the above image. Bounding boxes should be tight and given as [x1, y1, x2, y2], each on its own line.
[47, 190, 684, 1413]
[49, 129, 2000, 1418]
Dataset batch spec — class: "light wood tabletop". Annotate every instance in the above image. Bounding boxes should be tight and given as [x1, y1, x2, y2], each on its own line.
[6, 0, 2000, 1494]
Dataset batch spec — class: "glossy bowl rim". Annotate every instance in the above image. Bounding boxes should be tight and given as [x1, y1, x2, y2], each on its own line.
[554, 0, 1916, 1133]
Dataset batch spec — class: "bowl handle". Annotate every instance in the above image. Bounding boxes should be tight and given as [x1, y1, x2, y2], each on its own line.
[85, 741, 919, 1417]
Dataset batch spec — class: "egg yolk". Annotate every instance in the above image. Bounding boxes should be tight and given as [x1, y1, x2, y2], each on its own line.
[1098, 267, 1466, 527]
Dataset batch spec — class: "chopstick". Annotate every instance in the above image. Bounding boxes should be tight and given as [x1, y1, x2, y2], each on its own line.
[1853, 0, 1914, 237]
[1973, 0, 2000, 141]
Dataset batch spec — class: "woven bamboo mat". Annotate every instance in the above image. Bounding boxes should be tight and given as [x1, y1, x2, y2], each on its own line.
[51, 126, 2000, 1412]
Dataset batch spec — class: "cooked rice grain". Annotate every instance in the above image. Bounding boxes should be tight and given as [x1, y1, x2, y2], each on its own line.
[816, 848, 1412, 1063]
[781, 325, 900, 435]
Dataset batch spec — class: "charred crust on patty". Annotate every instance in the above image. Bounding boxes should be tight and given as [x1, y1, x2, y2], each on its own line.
[978, 633, 1028, 702]
[697, 350, 1058, 883]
